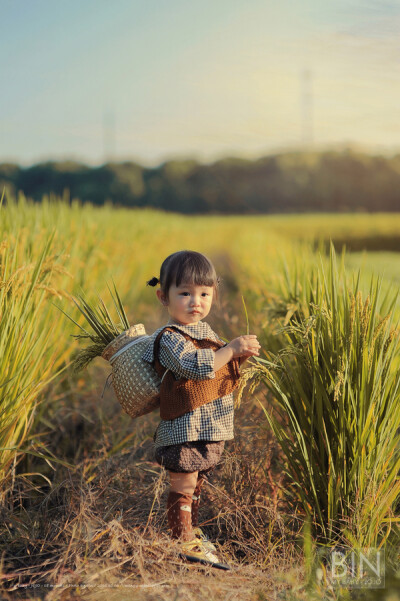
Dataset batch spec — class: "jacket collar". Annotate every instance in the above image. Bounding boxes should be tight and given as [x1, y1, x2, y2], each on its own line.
[164, 319, 219, 341]
[141, 320, 222, 364]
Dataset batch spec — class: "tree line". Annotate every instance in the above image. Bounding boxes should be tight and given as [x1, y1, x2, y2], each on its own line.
[1, 149, 400, 213]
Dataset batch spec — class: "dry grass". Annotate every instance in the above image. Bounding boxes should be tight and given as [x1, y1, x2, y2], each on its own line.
[1, 368, 399, 601]
[0, 457, 297, 601]
[0, 363, 307, 601]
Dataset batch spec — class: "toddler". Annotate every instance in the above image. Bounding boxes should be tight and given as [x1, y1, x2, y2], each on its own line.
[143, 250, 260, 568]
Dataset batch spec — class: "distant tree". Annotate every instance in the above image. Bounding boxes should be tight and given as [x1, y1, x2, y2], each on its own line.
[2, 149, 400, 214]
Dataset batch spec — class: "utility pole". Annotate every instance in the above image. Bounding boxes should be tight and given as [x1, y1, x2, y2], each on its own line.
[103, 110, 116, 162]
[301, 69, 313, 147]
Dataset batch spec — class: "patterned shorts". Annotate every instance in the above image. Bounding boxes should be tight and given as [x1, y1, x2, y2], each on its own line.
[155, 440, 225, 474]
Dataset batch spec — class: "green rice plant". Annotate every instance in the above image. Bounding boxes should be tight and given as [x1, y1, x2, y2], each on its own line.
[238, 244, 400, 547]
[60, 284, 131, 372]
[3, 189, 400, 520]
[0, 226, 73, 489]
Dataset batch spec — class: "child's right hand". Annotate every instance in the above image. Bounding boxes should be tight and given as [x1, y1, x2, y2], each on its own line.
[227, 335, 261, 358]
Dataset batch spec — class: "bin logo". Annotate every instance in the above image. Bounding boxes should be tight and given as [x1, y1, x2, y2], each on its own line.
[317, 547, 385, 588]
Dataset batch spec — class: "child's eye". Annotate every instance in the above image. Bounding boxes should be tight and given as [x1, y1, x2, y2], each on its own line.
[180, 292, 190, 296]
[201, 292, 209, 297]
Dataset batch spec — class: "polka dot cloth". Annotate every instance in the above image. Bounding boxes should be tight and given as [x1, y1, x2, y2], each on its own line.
[155, 440, 225, 473]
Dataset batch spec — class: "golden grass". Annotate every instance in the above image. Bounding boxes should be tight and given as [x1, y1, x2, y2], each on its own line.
[1, 193, 400, 599]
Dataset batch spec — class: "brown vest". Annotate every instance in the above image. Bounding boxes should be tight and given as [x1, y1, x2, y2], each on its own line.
[153, 326, 241, 421]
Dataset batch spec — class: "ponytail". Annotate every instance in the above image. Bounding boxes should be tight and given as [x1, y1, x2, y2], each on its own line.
[146, 276, 160, 287]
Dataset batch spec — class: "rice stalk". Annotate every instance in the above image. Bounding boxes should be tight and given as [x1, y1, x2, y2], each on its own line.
[0, 232, 71, 489]
[60, 289, 131, 372]
[239, 244, 400, 547]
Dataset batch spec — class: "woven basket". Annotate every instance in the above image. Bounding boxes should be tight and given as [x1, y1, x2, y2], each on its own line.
[101, 324, 160, 419]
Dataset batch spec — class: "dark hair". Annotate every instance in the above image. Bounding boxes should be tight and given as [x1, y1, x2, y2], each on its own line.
[147, 250, 219, 300]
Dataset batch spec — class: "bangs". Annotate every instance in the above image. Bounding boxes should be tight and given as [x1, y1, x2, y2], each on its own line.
[161, 251, 218, 296]
[175, 256, 216, 288]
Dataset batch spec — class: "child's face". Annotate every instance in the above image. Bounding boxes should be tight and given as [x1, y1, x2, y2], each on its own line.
[157, 282, 214, 325]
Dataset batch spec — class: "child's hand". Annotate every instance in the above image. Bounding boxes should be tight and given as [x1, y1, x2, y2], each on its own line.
[227, 335, 261, 358]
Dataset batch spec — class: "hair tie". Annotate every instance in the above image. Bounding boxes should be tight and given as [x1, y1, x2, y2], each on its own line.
[146, 276, 160, 287]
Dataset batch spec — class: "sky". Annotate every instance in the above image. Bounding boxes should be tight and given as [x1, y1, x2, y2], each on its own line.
[1, 0, 400, 166]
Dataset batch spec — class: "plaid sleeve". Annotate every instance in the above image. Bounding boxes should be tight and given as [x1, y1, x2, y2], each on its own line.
[158, 330, 215, 380]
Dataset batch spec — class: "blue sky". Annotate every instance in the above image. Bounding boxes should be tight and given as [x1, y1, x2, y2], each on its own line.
[2, 0, 400, 166]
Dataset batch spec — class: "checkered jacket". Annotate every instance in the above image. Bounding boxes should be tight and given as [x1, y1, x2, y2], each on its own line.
[142, 320, 235, 448]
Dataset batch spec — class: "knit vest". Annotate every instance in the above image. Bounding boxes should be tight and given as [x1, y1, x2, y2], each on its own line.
[153, 326, 241, 421]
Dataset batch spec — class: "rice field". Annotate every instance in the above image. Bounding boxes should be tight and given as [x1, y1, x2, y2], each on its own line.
[1, 193, 399, 600]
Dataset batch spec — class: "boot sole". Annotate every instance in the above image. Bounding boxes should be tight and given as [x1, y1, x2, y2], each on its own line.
[179, 552, 231, 571]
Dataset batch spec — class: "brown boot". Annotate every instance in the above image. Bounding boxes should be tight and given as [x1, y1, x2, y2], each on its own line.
[191, 476, 206, 528]
[167, 490, 193, 541]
